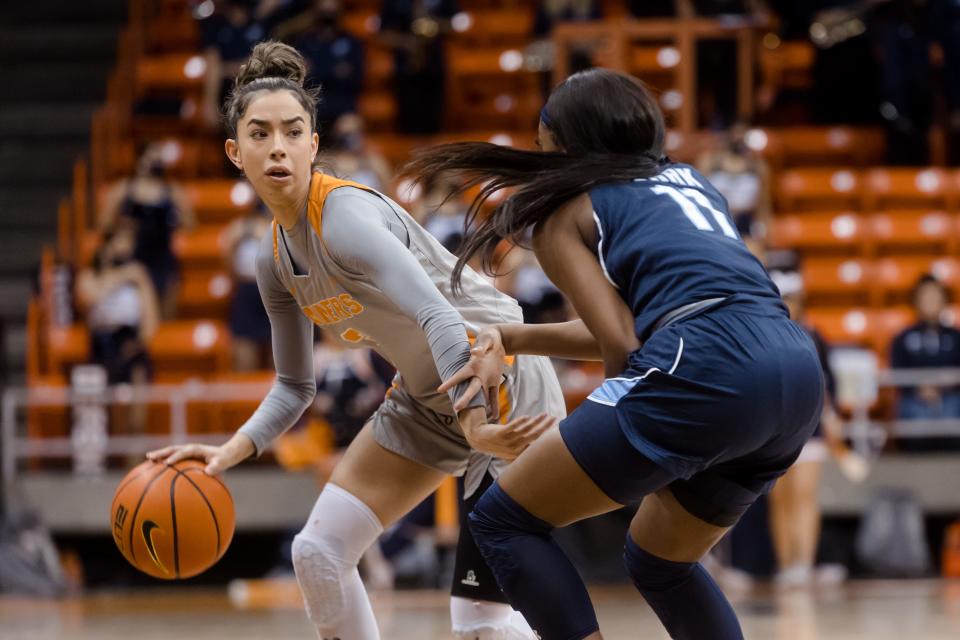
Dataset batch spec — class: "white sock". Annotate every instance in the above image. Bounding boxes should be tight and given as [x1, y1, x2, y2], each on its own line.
[450, 596, 538, 639]
[293, 483, 383, 640]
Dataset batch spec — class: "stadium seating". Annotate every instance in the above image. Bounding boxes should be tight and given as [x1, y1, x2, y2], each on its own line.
[777, 168, 862, 213]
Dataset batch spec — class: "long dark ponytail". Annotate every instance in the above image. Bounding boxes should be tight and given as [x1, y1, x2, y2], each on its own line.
[404, 68, 667, 293]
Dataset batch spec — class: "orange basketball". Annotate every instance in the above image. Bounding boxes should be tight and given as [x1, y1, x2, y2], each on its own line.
[110, 459, 235, 579]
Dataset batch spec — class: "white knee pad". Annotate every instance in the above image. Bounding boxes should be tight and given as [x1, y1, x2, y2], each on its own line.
[450, 597, 538, 640]
[292, 484, 383, 628]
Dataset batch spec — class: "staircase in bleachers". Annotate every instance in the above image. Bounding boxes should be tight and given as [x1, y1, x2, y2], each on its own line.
[0, 0, 126, 383]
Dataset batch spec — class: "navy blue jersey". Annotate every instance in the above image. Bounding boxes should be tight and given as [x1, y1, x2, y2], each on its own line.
[589, 163, 785, 340]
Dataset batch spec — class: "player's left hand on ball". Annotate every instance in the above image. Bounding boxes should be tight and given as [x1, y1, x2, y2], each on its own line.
[146, 443, 230, 475]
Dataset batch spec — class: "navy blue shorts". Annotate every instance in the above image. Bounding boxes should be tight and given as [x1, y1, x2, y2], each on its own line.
[560, 303, 823, 527]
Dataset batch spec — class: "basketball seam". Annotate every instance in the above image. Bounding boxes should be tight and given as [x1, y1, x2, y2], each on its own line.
[180, 468, 224, 559]
[170, 472, 181, 579]
[127, 466, 172, 568]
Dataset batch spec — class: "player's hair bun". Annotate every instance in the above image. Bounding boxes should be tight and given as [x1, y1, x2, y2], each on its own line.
[235, 41, 307, 90]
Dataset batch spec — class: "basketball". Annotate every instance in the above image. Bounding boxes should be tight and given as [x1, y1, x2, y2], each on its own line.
[110, 459, 235, 580]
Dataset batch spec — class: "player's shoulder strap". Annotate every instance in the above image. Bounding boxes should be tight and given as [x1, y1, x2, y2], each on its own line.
[272, 171, 378, 263]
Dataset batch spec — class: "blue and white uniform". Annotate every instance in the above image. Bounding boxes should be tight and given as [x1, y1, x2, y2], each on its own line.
[560, 163, 824, 525]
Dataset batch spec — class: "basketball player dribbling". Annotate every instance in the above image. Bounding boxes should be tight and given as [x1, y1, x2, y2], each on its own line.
[147, 41, 564, 640]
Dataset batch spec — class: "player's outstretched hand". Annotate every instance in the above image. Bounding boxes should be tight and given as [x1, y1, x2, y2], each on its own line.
[464, 413, 559, 462]
[439, 326, 507, 419]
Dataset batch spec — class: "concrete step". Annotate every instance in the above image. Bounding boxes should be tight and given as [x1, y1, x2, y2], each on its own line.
[3, 322, 26, 385]
[0, 230, 48, 275]
[0, 26, 118, 62]
[0, 143, 85, 187]
[0, 278, 34, 322]
[0, 62, 111, 103]
[0, 103, 95, 139]
[0, 187, 63, 231]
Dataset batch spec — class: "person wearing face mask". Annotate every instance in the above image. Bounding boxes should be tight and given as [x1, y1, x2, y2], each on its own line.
[76, 227, 160, 387]
[891, 274, 960, 451]
[97, 143, 196, 319]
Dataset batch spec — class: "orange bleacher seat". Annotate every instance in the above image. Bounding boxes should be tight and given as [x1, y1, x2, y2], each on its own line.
[760, 127, 885, 169]
[806, 307, 874, 348]
[868, 210, 956, 255]
[768, 212, 864, 254]
[342, 11, 380, 40]
[134, 53, 207, 96]
[873, 256, 960, 304]
[175, 225, 228, 275]
[451, 9, 535, 47]
[177, 271, 233, 319]
[46, 324, 90, 380]
[801, 257, 872, 305]
[148, 320, 231, 382]
[777, 168, 862, 213]
[181, 180, 257, 224]
[863, 168, 955, 211]
[759, 39, 814, 92]
[445, 45, 540, 130]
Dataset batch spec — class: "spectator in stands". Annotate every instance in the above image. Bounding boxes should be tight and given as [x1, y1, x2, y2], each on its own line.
[97, 143, 196, 319]
[378, 0, 458, 134]
[325, 113, 393, 191]
[891, 274, 960, 449]
[76, 228, 159, 386]
[696, 125, 771, 256]
[767, 270, 847, 589]
[274, 0, 365, 140]
[200, 0, 268, 128]
[222, 206, 273, 371]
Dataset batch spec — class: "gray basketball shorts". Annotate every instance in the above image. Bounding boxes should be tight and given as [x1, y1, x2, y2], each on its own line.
[370, 353, 566, 497]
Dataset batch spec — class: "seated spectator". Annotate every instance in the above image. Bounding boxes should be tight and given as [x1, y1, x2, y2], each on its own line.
[97, 143, 196, 319]
[326, 113, 393, 191]
[891, 275, 960, 448]
[200, 0, 267, 128]
[76, 228, 159, 386]
[275, 0, 365, 138]
[75, 229, 159, 447]
[767, 270, 847, 589]
[378, 0, 458, 134]
[697, 124, 771, 256]
[222, 207, 273, 371]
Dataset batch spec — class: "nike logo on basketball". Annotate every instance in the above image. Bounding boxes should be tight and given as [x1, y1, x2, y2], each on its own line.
[141, 520, 169, 575]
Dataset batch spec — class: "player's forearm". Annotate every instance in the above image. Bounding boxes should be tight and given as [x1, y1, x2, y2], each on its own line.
[499, 320, 603, 361]
[237, 375, 316, 455]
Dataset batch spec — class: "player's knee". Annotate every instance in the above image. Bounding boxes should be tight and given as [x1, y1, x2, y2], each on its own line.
[468, 483, 552, 547]
[623, 534, 695, 594]
[292, 532, 347, 626]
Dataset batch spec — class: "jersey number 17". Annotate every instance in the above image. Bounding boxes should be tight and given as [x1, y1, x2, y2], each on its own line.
[652, 185, 738, 239]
